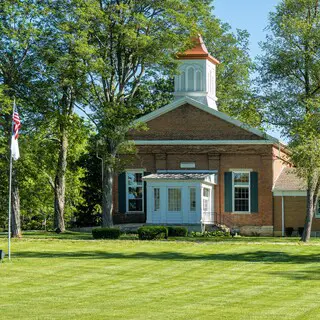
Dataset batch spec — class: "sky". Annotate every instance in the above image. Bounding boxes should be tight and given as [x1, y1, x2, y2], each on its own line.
[214, 0, 281, 59]
[214, 0, 284, 141]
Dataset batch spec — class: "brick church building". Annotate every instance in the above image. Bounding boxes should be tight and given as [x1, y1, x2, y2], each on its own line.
[112, 36, 318, 236]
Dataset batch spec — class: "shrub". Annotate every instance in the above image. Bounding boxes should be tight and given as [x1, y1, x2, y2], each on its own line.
[92, 228, 121, 239]
[298, 227, 304, 237]
[285, 227, 294, 237]
[137, 226, 168, 240]
[167, 226, 188, 237]
[191, 230, 231, 238]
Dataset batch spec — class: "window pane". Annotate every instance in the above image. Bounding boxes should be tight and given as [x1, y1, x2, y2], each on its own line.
[168, 189, 181, 211]
[234, 172, 249, 185]
[154, 188, 160, 211]
[129, 199, 142, 211]
[127, 173, 142, 186]
[235, 199, 249, 212]
[128, 187, 142, 199]
[190, 188, 196, 211]
[234, 187, 249, 212]
[203, 188, 210, 198]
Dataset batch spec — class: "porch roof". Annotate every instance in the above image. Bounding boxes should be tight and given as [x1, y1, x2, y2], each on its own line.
[273, 167, 306, 192]
[143, 172, 217, 183]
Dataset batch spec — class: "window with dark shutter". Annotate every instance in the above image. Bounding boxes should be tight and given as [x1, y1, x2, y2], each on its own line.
[224, 172, 233, 212]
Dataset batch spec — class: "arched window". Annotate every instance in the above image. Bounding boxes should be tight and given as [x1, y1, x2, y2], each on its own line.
[196, 71, 202, 91]
[181, 71, 186, 91]
[187, 67, 194, 91]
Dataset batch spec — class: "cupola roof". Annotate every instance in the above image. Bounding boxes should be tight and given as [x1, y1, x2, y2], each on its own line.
[177, 35, 220, 65]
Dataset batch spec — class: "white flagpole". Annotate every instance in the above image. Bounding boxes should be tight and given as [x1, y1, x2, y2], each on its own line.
[8, 99, 15, 260]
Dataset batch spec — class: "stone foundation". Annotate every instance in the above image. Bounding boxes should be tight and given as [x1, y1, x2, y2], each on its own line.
[239, 225, 274, 236]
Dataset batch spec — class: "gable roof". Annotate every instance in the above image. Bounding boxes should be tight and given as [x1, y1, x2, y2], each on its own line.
[273, 167, 306, 191]
[135, 96, 279, 143]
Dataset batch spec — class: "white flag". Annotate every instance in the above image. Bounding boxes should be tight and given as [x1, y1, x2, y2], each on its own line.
[11, 135, 20, 160]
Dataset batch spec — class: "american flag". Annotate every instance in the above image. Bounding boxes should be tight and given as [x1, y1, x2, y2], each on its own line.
[11, 105, 21, 161]
[13, 110, 21, 139]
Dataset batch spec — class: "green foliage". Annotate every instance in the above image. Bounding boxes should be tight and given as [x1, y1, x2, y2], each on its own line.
[191, 230, 231, 238]
[92, 227, 121, 239]
[137, 226, 168, 240]
[167, 226, 188, 237]
[258, 0, 320, 130]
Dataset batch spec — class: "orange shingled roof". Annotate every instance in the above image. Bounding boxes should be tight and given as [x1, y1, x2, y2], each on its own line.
[177, 35, 220, 65]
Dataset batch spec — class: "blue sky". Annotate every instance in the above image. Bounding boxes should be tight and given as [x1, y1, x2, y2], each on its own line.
[214, 0, 284, 141]
[214, 0, 281, 59]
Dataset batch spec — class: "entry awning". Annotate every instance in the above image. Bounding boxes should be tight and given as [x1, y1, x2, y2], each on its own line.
[143, 172, 217, 184]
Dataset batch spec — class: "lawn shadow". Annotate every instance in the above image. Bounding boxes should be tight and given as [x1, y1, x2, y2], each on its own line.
[15, 250, 320, 265]
[268, 269, 320, 281]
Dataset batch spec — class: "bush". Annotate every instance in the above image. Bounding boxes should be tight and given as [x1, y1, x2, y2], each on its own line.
[191, 230, 231, 238]
[137, 226, 168, 240]
[298, 227, 304, 237]
[285, 227, 294, 237]
[167, 226, 188, 237]
[92, 228, 121, 239]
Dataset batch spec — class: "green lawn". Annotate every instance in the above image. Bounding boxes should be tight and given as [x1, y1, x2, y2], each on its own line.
[1, 236, 320, 320]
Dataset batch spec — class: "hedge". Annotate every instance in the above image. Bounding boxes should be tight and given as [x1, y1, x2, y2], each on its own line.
[92, 228, 121, 239]
[137, 226, 168, 240]
[167, 226, 188, 237]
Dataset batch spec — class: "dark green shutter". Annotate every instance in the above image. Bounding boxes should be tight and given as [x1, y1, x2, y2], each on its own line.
[224, 172, 233, 212]
[250, 172, 258, 213]
[143, 172, 151, 214]
[118, 172, 126, 213]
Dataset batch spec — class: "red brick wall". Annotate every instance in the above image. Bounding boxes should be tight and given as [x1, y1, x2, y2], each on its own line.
[116, 144, 274, 229]
[130, 103, 264, 140]
[274, 196, 320, 232]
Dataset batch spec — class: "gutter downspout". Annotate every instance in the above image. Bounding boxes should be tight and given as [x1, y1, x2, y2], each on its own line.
[281, 195, 285, 237]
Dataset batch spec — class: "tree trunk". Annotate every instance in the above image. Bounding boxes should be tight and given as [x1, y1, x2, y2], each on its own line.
[11, 166, 22, 238]
[102, 163, 114, 228]
[54, 124, 68, 232]
[301, 188, 314, 242]
[6, 112, 22, 238]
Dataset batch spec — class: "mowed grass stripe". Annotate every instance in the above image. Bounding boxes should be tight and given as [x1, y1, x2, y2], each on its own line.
[0, 239, 320, 319]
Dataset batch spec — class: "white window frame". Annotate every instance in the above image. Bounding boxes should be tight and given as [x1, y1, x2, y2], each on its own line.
[126, 170, 144, 213]
[167, 187, 182, 212]
[232, 170, 251, 214]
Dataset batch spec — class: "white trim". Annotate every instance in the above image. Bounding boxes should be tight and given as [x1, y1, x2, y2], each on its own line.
[229, 168, 253, 172]
[132, 140, 275, 145]
[134, 96, 279, 143]
[273, 190, 307, 196]
[232, 171, 251, 213]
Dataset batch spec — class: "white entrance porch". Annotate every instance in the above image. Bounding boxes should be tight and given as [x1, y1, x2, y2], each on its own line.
[143, 171, 217, 225]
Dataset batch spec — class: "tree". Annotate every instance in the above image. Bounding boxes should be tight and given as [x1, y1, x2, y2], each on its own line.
[73, 0, 214, 227]
[24, 0, 90, 232]
[258, 0, 320, 241]
[0, 0, 39, 237]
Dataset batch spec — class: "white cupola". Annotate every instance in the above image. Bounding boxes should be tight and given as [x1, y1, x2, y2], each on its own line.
[174, 35, 220, 110]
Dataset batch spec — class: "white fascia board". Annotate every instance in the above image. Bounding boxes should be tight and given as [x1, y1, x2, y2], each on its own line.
[273, 190, 307, 196]
[132, 140, 275, 145]
[134, 96, 279, 143]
